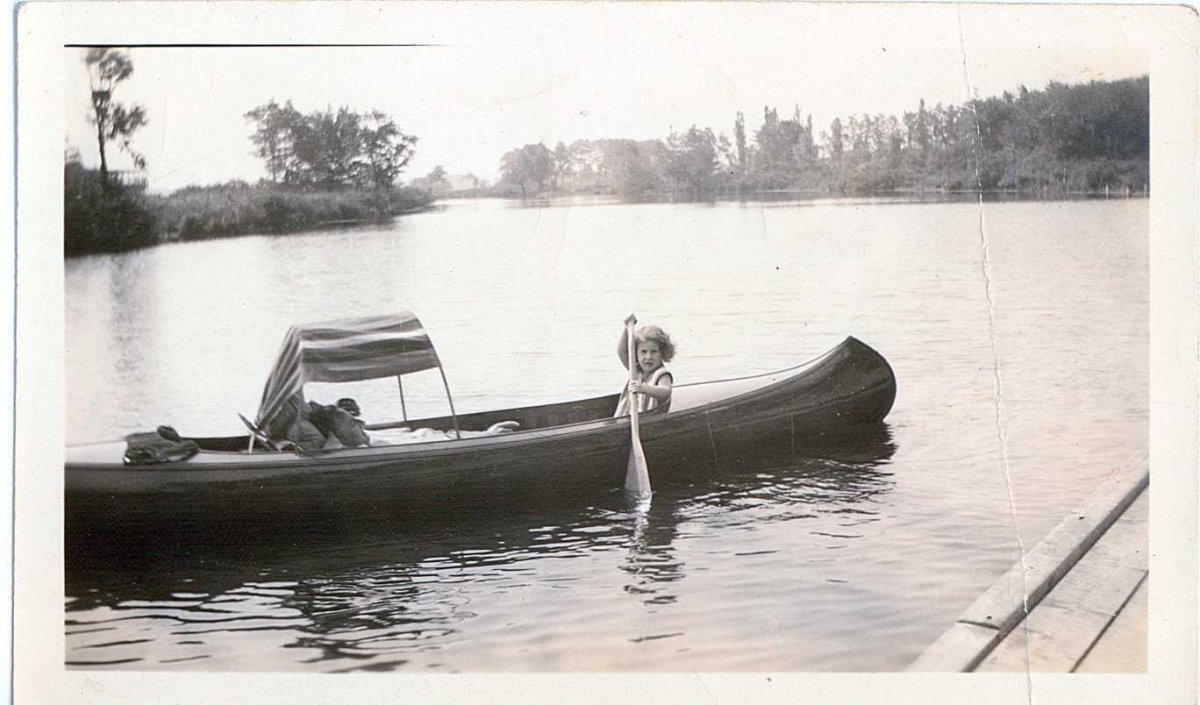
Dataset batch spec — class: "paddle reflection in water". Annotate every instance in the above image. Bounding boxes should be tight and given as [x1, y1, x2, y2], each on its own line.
[619, 427, 894, 613]
[66, 426, 895, 671]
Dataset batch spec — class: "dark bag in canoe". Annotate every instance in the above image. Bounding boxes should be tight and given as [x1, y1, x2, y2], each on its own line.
[123, 426, 200, 465]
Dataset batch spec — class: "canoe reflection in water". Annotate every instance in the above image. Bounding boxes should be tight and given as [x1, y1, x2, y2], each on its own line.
[66, 425, 895, 671]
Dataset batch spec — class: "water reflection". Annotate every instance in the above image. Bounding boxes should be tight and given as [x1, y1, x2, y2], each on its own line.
[67, 426, 895, 670]
[620, 502, 684, 608]
[619, 426, 894, 612]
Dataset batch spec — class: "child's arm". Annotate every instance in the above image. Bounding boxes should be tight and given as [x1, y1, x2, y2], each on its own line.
[629, 372, 672, 402]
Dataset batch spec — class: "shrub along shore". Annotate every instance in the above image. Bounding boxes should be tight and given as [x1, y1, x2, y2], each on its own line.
[64, 165, 435, 258]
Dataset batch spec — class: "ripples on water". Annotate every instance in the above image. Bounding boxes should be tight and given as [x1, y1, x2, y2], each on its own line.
[65, 197, 1147, 671]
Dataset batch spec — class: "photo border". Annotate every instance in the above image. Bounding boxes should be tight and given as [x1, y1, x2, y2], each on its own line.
[14, 3, 1197, 703]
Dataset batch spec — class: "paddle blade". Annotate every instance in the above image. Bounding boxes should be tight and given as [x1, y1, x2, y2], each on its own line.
[625, 440, 652, 498]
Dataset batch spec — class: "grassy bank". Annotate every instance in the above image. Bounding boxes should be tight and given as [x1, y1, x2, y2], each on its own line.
[64, 167, 435, 257]
[151, 182, 433, 241]
[64, 163, 159, 256]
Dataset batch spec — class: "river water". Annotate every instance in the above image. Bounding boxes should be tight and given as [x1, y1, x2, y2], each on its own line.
[64, 195, 1147, 671]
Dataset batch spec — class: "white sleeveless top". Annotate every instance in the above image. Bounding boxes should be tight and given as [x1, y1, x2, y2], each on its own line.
[614, 366, 673, 417]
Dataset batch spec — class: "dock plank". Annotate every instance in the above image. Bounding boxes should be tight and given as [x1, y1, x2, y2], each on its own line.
[907, 472, 1148, 672]
[1075, 578, 1148, 673]
[958, 470, 1147, 634]
[902, 467, 1147, 671]
[906, 622, 1000, 672]
[975, 492, 1147, 672]
[979, 603, 1112, 672]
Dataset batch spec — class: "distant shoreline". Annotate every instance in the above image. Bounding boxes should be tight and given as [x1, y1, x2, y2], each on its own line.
[67, 182, 1148, 259]
[440, 185, 1149, 205]
[476, 174, 1151, 205]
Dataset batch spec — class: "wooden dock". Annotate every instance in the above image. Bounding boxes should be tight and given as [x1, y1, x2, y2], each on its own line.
[908, 468, 1148, 672]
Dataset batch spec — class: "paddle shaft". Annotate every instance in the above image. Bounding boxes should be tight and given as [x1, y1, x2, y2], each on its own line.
[624, 318, 652, 497]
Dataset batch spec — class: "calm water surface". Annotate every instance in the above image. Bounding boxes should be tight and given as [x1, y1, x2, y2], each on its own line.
[64, 196, 1147, 671]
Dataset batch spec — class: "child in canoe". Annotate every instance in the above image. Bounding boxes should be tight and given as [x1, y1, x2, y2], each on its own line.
[615, 314, 675, 416]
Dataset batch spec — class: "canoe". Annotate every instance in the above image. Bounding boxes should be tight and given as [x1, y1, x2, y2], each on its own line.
[65, 313, 896, 532]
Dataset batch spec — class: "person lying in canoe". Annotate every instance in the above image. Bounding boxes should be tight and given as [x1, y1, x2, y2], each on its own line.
[307, 398, 519, 449]
[305, 400, 371, 448]
[615, 314, 675, 416]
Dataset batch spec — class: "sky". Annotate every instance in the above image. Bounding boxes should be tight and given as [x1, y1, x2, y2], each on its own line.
[62, 3, 1148, 193]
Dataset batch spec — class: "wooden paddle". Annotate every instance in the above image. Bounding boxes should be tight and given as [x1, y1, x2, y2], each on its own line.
[624, 316, 652, 498]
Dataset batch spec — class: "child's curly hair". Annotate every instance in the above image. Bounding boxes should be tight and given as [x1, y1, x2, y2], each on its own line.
[636, 325, 676, 362]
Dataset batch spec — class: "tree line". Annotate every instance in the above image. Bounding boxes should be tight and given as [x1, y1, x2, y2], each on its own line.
[65, 49, 428, 256]
[494, 77, 1149, 199]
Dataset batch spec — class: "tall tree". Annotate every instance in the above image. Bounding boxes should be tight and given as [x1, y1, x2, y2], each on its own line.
[552, 141, 574, 190]
[499, 143, 555, 196]
[84, 48, 147, 184]
[804, 115, 815, 163]
[664, 126, 718, 196]
[244, 99, 301, 184]
[752, 106, 802, 187]
[915, 99, 931, 153]
[600, 139, 664, 198]
[303, 107, 363, 187]
[733, 111, 748, 173]
[827, 118, 844, 163]
[358, 110, 418, 189]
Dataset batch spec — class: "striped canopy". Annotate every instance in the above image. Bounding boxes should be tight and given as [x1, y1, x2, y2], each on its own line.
[255, 312, 442, 435]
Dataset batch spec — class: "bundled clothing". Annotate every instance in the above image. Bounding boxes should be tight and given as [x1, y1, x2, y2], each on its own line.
[123, 426, 200, 465]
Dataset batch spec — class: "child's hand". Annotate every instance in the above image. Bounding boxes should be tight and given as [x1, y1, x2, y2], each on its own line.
[627, 379, 643, 394]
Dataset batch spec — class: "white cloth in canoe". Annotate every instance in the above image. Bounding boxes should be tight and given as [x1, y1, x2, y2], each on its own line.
[358, 420, 520, 446]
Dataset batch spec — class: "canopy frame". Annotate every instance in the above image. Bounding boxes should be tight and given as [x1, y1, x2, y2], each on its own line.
[254, 312, 462, 443]
[432, 352, 462, 440]
[397, 376, 408, 424]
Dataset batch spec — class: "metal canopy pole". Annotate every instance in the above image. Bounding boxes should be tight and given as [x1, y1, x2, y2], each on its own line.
[396, 375, 409, 424]
[432, 355, 462, 439]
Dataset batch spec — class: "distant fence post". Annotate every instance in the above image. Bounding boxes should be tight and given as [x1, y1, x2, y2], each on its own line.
[110, 169, 148, 190]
